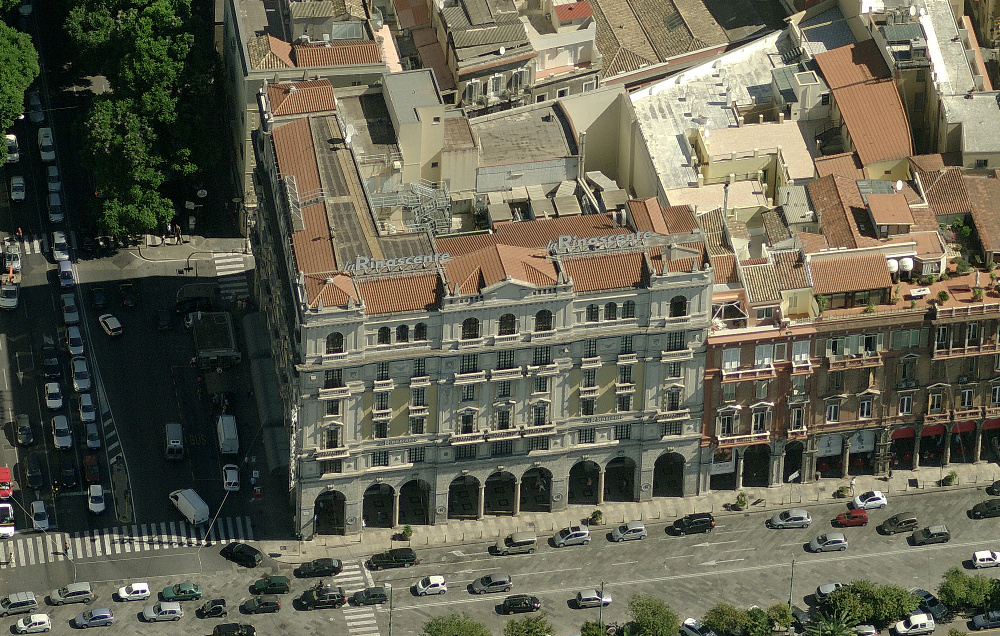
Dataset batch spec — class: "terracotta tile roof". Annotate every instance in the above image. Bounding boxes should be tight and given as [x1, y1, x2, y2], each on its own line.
[797, 231, 829, 254]
[355, 273, 441, 314]
[562, 250, 645, 292]
[293, 40, 383, 67]
[761, 209, 791, 244]
[772, 251, 810, 290]
[267, 80, 337, 116]
[910, 231, 945, 260]
[650, 242, 705, 275]
[303, 273, 358, 308]
[696, 207, 729, 256]
[806, 175, 878, 250]
[710, 252, 739, 284]
[555, 1, 593, 21]
[865, 192, 913, 226]
[815, 152, 865, 180]
[965, 175, 1000, 253]
[741, 262, 781, 304]
[661, 205, 699, 234]
[627, 198, 698, 235]
[444, 244, 558, 294]
[814, 41, 913, 165]
[809, 253, 892, 295]
[247, 34, 295, 69]
[915, 166, 971, 216]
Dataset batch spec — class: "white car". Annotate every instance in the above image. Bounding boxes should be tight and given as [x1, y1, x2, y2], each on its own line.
[61, 293, 79, 325]
[6, 243, 21, 273]
[47, 192, 62, 223]
[852, 490, 888, 510]
[5, 134, 19, 163]
[99, 313, 122, 337]
[0, 502, 15, 537]
[415, 575, 447, 596]
[116, 582, 150, 602]
[681, 618, 719, 636]
[973, 550, 1000, 568]
[28, 90, 43, 123]
[0, 283, 18, 311]
[223, 464, 240, 491]
[143, 601, 183, 622]
[86, 422, 100, 449]
[767, 508, 812, 529]
[37, 127, 54, 162]
[88, 484, 105, 514]
[10, 175, 25, 201]
[45, 382, 63, 410]
[14, 614, 51, 634]
[52, 414, 72, 450]
[79, 394, 96, 423]
[46, 165, 61, 192]
[611, 520, 647, 542]
[30, 500, 49, 531]
[71, 355, 91, 392]
[576, 588, 612, 608]
[52, 231, 70, 262]
[892, 613, 934, 636]
[67, 325, 84, 355]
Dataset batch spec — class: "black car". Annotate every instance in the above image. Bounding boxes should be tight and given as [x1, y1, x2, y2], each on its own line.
[175, 297, 215, 315]
[24, 453, 43, 490]
[212, 624, 256, 636]
[15, 414, 33, 446]
[221, 542, 262, 568]
[672, 512, 715, 535]
[42, 346, 60, 379]
[501, 594, 541, 614]
[911, 588, 951, 622]
[55, 456, 77, 491]
[296, 558, 343, 578]
[197, 599, 227, 618]
[368, 548, 419, 570]
[352, 587, 388, 606]
[118, 282, 137, 309]
[971, 499, 1000, 519]
[157, 309, 172, 331]
[987, 480, 1000, 497]
[911, 525, 950, 546]
[241, 595, 280, 614]
[299, 583, 346, 610]
[90, 287, 106, 311]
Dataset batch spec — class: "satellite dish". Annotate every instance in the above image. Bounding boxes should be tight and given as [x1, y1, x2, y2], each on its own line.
[498, 46, 505, 55]
[895, 179, 903, 192]
[909, 4, 916, 16]
[344, 124, 356, 145]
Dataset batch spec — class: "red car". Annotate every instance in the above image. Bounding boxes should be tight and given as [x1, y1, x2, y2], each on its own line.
[83, 454, 100, 484]
[834, 509, 868, 527]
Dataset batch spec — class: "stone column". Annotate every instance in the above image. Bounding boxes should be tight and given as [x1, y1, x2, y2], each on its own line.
[391, 489, 400, 528]
[774, 442, 786, 487]
[596, 467, 605, 505]
[912, 433, 922, 470]
[477, 482, 486, 519]
[734, 450, 745, 489]
[840, 436, 851, 479]
[974, 427, 984, 464]
[512, 478, 521, 516]
[942, 430, 952, 466]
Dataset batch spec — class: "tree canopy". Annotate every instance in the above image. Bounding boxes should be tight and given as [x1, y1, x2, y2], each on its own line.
[938, 567, 1000, 613]
[629, 594, 680, 636]
[504, 614, 554, 636]
[0, 22, 39, 156]
[825, 580, 919, 628]
[806, 608, 859, 636]
[422, 613, 492, 636]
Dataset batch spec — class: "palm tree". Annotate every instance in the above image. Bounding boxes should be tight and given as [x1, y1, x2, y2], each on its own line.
[805, 608, 859, 636]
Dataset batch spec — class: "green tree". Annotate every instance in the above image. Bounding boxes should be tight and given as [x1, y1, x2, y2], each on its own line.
[628, 594, 679, 636]
[704, 603, 747, 636]
[422, 613, 491, 636]
[581, 621, 607, 636]
[938, 567, 1000, 613]
[767, 604, 794, 629]
[0, 23, 39, 156]
[744, 606, 772, 636]
[805, 608, 859, 636]
[826, 581, 918, 628]
[505, 614, 554, 636]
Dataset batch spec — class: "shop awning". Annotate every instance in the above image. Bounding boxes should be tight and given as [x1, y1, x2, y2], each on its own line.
[891, 427, 915, 439]
[953, 420, 976, 434]
[921, 424, 946, 437]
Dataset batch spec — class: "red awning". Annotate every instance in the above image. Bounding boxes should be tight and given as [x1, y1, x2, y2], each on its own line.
[953, 420, 976, 434]
[891, 427, 915, 439]
[985, 418, 1000, 431]
[921, 424, 946, 437]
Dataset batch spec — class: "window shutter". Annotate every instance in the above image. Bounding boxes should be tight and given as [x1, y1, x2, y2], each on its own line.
[889, 330, 899, 350]
[877, 333, 884, 350]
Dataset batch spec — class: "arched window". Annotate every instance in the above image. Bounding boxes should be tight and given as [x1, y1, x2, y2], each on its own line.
[377, 327, 391, 344]
[414, 323, 428, 341]
[499, 314, 517, 335]
[535, 310, 553, 332]
[605, 302, 618, 321]
[670, 295, 688, 317]
[396, 325, 409, 343]
[326, 332, 344, 354]
[622, 301, 636, 319]
[462, 317, 480, 340]
[586, 304, 599, 322]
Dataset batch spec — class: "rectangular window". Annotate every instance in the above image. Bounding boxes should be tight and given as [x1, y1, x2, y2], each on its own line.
[993, 385, 1000, 405]
[723, 382, 736, 402]
[579, 427, 596, 443]
[899, 395, 912, 415]
[581, 398, 595, 415]
[614, 423, 631, 440]
[969, 322, 980, 346]
[774, 342, 786, 361]
[326, 400, 340, 416]
[411, 388, 426, 407]
[936, 326, 948, 348]
[754, 344, 774, 368]
[962, 388, 974, 408]
[324, 369, 343, 389]
[414, 358, 426, 377]
[618, 366, 632, 385]
[371, 451, 389, 467]
[527, 437, 549, 451]
[456, 445, 477, 461]
[533, 346, 552, 366]
[534, 376, 548, 393]
[661, 420, 682, 436]
[666, 332, 685, 351]
[492, 440, 514, 456]
[497, 381, 512, 398]
[756, 307, 773, 320]
[929, 393, 942, 413]
[536, 93, 547, 103]
[617, 393, 632, 412]
[621, 335, 634, 354]
[791, 375, 806, 395]
[557, 87, 568, 98]
[461, 385, 476, 402]
[584, 339, 598, 357]
[859, 399, 872, 419]
[375, 392, 390, 410]
[490, 74, 503, 95]
[460, 354, 479, 374]
[830, 371, 843, 391]
[720, 413, 734, 436]
[497, 350, 515, 369]
[666, 389, 681, 411]
[320, 460, 343, 474]
[915, 69, 926, 82]
[408, 447, 425, 463]
[461, 413, 475, 434]
[790, 407, 804, 430]
[752, 410, 768, 433]
[376, 361, 390, 381]
[583, 81, 596, 92]
[325, 428, 341, 448]
[821, 93, 830, 105]
[755, 380, 768, 399]
[583, 368, 597, 387]
[496, 410, 511, 429]
[409, 417, 425, 434]
[977, 159, 989, 169]
[666, 362, 681, 378]
[374, 422, 388, 438]
[826, 403, 840, 422]
[792, 340, 810, 362]
[723, 348, 740, 370]
[532, 403, 548, 426]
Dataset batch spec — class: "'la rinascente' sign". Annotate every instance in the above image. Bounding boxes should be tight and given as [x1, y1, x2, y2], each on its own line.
[346, 253, 451, 273]
[547, 232, 652, 254]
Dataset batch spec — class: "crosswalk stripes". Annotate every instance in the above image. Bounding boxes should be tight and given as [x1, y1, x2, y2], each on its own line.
[0, 515, 253, 569]
[339, 563, 381, 636]
[213, 252, 250, 301]
[16, 237, 43, 255]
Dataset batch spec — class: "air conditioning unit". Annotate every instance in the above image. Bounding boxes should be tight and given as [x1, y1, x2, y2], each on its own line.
[958, 375, 970, 384]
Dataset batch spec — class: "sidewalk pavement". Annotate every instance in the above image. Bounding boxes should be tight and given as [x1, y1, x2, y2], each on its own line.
[132, 235, 247, 262]
[259, 461, 1000, 566]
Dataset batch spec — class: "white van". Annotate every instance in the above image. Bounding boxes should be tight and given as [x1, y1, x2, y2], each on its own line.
[168, 489, 209, 525]
[48, 192, 62, 223]
[58, 260, 74, 288]
[217, 414, 238, 455]
[164, 422, 184, 460]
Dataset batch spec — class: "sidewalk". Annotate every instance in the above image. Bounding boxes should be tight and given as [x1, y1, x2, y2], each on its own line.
[132, 235, 247, 263]
[259, 461, 1000, 566]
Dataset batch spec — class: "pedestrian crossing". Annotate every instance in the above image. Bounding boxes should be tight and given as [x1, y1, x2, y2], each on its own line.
[18, 237, 44, 255]
[0, 515, 253, 569]
[213, 252, 250, 301]
[340, 562, 380, 636]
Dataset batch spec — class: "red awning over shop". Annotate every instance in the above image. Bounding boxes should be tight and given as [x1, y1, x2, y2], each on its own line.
[891, 427, 915, 439]
[921, 424, 946, 437]
[985, 418, 1000, 431]
[953, 420, 976, 434]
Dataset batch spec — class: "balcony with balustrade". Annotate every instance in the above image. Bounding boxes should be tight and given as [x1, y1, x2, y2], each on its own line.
[827, 351, 883, 371]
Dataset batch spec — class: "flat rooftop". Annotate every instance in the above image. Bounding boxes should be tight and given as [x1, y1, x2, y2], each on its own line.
[702, 120, 821, 183]
[920, 0, 976, 95]
[335, 92, 400, 161]
[383, 69, 442, 125]
[471, 103, 577, 166]
[941, 92, 1000, 154]
[665, 179, 768, 211]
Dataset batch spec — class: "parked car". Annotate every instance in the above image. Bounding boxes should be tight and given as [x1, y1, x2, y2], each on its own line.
[90, 287, 106, 311]
[294, 557, 341, 578]
[471, 574, 513, 594]
[212, 625, 256, 636]
[15, 414, 33, 446]
[46, 165, 60, 192]
[241, 595, 280, 614]
[767, 509, 812, 529]
[892, 613, 934, 636]
[299, 583, 345, 610]
[88, 484, 105, 514]
[251, 576, 290, 595]
[86, 422, 101, 449]
[987, 480, 1000, 496]
[852, 491, 888, 510]
[143, 602, 182, 622]
[162, 582, 202, 601]
[116, 583, 150, 602]
[972, 609, 1000, 630]
[414, 576, 447, 596]
[575, 589, 612, 609]
[553, 525, 591, 547]
[855, 626, 878, 636]
[27, 91, 43, 123]
[118, 282, 137, 309]
[672, 512, 715, 535]
[196, 599, 227, 618]
[611, 520, 647, 542]
[98, 314, 123, 337]
[25, 455, 43, 491]
[681, 617, 719, 636]
[368, 548, 419, 570]
[71, 356, 91, 392]
[50, 582, 95, 605]
[45, 382, 63, 410]
[221, 542, 262, 568]
[810, 533, 848, 552]
[14, 614, 50, 634]
[83, 456, 100, 484]
[5, 134, 19, 163]
[223, 464, 240, 492]
[51, 414, 71, 450]
[53, 233, 70, 263]
[0, 503, 14, 537]
[4, 243, 20, 273]
[73, 607, 114, 628]
[42, 346, 59, 379]
[60, 293, 78, 324]
[816, 583, 844, 603]
[10, 176, 25, 202]
[973, 550, 1000, 568]
[835, 509, 869, 527]
[970, 499, 1000, 519]
[501, 594, 540, 614]
[55, 456, 77, 491]
[37, 127, 54, 162]
[351, 587, 387, 606]
[911, 525, 950, 546]
[80, 395, 97, 424]
[911, 588, 950, 622]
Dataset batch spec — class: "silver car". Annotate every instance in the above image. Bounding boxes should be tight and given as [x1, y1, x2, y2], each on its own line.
[610, 520, 647, 542]
[471, 574, 512, 594]
[810, 533, 848, 552]
[554, 525, 591, 547]
[74, 607, 113, 627]
[767, 509, 812, 529]
[575, 589, 612, 608]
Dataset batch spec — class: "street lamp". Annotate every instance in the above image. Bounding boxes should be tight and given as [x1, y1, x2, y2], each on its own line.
[788, 558, 796, 609]
[599, 579, 606, 627]
[387, 584, 394, 636]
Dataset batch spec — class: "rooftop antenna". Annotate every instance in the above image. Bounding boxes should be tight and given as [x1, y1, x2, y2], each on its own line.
[894, 179, 903, 192]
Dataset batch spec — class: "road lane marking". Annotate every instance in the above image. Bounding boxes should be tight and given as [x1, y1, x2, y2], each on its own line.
[721, 547, 757, 553]
[692, 540, 738, 547]
[612, 561, 639, 566]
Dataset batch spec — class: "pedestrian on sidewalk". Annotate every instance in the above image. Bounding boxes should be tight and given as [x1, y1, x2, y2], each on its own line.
[850, 476, 857, 494]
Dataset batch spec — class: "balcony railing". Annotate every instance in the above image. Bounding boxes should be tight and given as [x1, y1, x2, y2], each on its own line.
[493, 333, 522, 345]
[313, 447, 350, 461]
[923, 412, 950, 425]
[581, 356, 602, 369]
[615, 382, 636, 395]
[934, 302, 1000, 319]
[617, 353, 638, 365]
[458, 337, 485, 349]
[954, 406, 984, 420]
[657, 408, 690, 422]
[410, 375, 431, 388]
[373, 379, 395, 392]
[527, 363, 559, 376]
[580, 385, 599, 398]
[522, 424, 556, 437]
[791, 359, 814, 373]
[660, 348, 694, 363]
[454, 370, 487, 384]
[408, 405, 429, 417]
[721, 364, 776, 381]
[786, 426, 808, 440]
[716, 430, 770, 447]
[486, 428, 521, 441]
[449, 431, 486, 445]
[529, 330, 556, 342]
[827, 351, 883, 371]
[372, 408, 392, 422]
[319, 385, 350, 399]
[491, 367, 524, 381]
[932, 340, 1000, 360]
